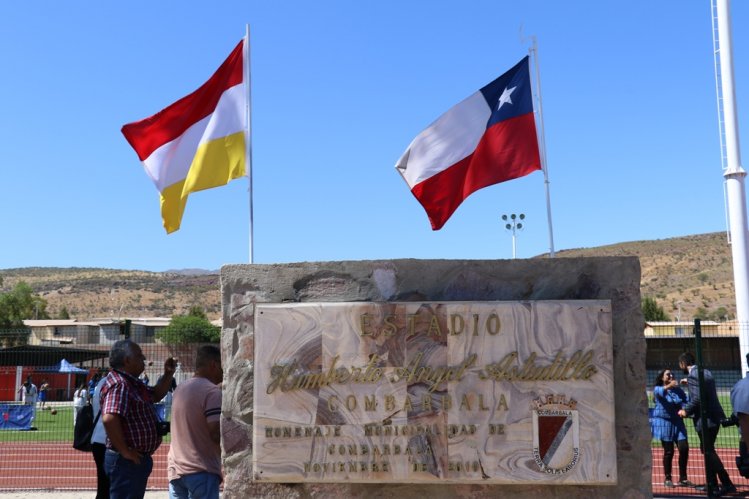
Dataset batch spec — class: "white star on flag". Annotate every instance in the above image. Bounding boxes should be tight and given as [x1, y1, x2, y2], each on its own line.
[497, 85, 516, 111]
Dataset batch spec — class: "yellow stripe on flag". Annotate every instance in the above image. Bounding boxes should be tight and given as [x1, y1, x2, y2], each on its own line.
[160, 131, 246, 233]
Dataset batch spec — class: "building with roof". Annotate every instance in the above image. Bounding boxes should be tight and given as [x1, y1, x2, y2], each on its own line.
[22, 317, 172, 346]
[645, 321, 741, 368]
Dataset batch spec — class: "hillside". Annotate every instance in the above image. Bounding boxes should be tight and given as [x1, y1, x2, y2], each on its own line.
[552, 232, 734, 320]
[0, 232, 738, 322]
[0, 267, 220, 320]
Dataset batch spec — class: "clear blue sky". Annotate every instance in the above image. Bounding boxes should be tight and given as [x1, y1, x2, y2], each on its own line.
[1, 1, 746, 272]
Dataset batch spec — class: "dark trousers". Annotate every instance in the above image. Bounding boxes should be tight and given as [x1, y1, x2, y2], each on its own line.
[697, 425, 732, 487]
[92, 443, 110, 499]
[105, 449, 152, 499]
[662, 439, 689, 481]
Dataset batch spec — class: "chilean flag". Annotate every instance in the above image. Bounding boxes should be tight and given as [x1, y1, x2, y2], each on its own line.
[396, 57, 541, 230]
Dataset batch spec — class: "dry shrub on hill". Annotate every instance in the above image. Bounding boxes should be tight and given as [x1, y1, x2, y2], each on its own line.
[550, 232, 734, 320]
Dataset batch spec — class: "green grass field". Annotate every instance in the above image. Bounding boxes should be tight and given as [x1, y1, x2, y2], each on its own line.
[0, 404, 171, 443]
[0, 405, 74, 442]
[3, 394, 741, 449]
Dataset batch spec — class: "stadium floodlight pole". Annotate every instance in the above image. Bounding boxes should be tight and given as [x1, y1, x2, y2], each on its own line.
[714, 0, 749, 371]
[502, 213, 525, 259]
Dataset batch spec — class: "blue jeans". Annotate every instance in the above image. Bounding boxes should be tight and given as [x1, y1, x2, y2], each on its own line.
[169, 472, 220, 499]
[104, 449, 153, 499]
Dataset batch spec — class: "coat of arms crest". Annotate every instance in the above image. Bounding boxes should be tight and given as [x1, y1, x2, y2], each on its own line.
[531, 394, 580, 474]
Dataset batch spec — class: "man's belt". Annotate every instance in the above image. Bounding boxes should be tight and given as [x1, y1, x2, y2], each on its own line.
[106, 447, 154, 456]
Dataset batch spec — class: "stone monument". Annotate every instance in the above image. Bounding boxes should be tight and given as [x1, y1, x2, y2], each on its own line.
[220, 257, 650, 498]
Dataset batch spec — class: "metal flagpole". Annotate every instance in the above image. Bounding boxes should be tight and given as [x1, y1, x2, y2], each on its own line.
[528, 37, 555, 257]
[245, 24, 254, 264]
[714, 0, 749, 370]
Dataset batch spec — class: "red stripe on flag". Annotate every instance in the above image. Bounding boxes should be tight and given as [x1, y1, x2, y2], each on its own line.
[411, 113, 541, 230]
[121, 40, 244, 161]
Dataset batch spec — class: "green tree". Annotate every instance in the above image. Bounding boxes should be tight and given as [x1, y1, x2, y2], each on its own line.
[0, 281, 49, 328]
[58, 306, 71, 320]
[642, 296, 670, 321]
[710, 306, 730, 321]
[695, 307, 709, 320]
[188, 306, 208, 319]
[156, 314, 220, 344]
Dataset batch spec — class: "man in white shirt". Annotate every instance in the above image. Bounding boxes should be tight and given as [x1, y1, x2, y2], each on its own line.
[19, 376, 38, 425]
[73, 384, 88, 426]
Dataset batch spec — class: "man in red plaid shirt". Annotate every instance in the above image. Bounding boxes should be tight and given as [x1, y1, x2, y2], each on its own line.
[101, 339, 176, 499]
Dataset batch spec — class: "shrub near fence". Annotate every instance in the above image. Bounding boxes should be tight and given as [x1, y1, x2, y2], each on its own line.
[0, 340, 204, 491]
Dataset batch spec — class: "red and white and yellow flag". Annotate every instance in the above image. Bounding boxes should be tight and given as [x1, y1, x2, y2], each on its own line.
[122, 40, 247, 233]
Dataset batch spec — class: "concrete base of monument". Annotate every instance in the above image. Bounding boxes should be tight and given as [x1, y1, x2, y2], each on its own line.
[220, 258, 649, 498]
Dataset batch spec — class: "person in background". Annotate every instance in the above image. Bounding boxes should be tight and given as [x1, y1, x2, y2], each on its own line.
[73, 383, 88, 426]
[101, 339, 175, 499]
[156, 373, 178, 421]
[677, 352, 736, 496]
[89, 373, 101, 400]
[19, 376, 38, 425]
[91, 372, 109, 499]
[167, 345, 223, 499]
[39, 379, 49, 409]
[651, 368, 693, 488]
[729, 353, 749, 480]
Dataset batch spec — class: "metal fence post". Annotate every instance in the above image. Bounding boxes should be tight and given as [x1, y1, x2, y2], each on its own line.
[694, 318, 714, 497]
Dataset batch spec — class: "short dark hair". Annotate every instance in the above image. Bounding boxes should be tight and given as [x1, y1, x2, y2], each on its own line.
[679, 352, 695, 367]
[195, 345, 221, 369]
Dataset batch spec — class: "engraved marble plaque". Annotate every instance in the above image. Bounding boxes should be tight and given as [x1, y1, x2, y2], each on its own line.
[253, 300, 616, 484]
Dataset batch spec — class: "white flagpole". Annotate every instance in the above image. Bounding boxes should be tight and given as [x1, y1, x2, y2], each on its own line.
[244, 25, 254, 264]
[528, 37, 555, 257]
[715, 0, 749, 370]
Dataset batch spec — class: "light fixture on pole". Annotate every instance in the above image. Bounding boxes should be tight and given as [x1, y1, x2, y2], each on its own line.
[502, 213, 525, 259]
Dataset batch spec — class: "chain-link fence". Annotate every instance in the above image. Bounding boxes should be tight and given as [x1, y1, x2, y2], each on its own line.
[0, 333, 208, 492]
[4, 321, 749, 494]
[647, 320, 749, 497]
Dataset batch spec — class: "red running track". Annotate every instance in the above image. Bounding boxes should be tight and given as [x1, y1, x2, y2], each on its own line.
[1, 445, 748, 493]
[0, 442, 169, 490]
[652, 447, 749, 496]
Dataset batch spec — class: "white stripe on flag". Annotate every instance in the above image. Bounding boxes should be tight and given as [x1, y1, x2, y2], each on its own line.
[143, 83, 246, 191]
[397, 91, 490, 187]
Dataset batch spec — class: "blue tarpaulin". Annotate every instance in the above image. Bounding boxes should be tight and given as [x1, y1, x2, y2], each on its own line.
[0, 404, 33, 430]
[38, 358, 89, 399]
[39, 358, 88, 374]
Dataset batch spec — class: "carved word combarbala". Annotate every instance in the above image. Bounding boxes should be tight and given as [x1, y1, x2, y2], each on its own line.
[266, 349, 597, 395]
